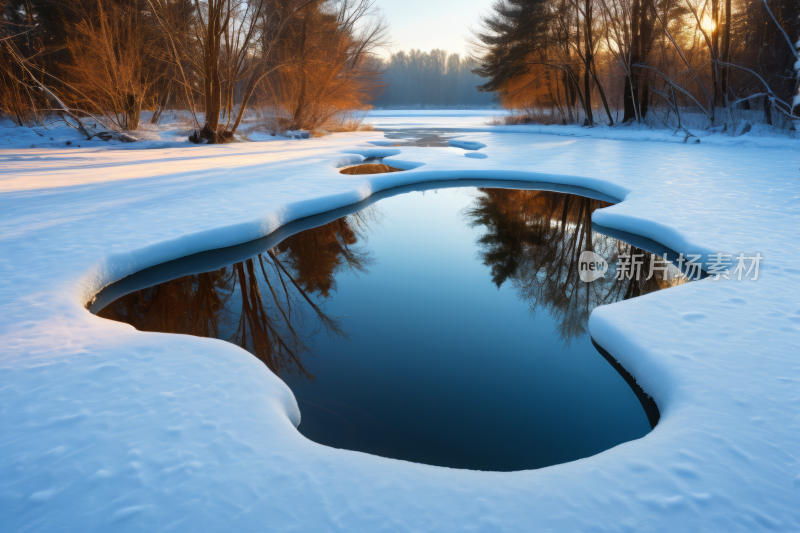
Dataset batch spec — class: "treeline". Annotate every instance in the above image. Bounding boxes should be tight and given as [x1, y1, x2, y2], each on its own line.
[0, 0, 387, 142]
[373, 49, 495, 108]
[472, 0, 800, 130]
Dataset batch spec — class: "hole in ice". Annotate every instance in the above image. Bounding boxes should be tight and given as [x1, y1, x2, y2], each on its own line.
[92, 184, 693, 471]
[465, 152, 488, 159]
[371, 128, 486, 151]
[373, 129, 453, 147]
[339, 163, 406, 175]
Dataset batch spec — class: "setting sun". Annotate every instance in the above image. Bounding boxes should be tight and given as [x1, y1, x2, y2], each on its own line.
[700, 14, 716, 33]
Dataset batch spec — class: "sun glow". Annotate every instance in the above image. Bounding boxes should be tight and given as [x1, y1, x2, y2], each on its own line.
[700, 15, 716, 34]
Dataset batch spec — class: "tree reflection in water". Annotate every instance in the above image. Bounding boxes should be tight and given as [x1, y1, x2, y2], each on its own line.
[465, 189, 687, 346]
[99, 189, 688, 378]
[97, 210, 377, 381]
[95, 187, 692, 469]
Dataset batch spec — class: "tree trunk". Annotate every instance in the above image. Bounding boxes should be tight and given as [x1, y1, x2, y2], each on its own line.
[151, 87, 170, 125]
[203, 0, 224, 132]
[711, 0, 720, 116]
[623, 74, 636, 122]
[640, 82, 649, 118]
[124, 93, 140, 131]
[563, 72, 575, 123]
[638, 0, 653, 118]
[589, 63, 614, 125]
[764, 94, 772, 125]
[292, 6, 310, 130]
[624, 0, 642, 122]
[561, 9, 576, 122]
[553, 74, 568, 124]
[793, 42, 800, 130]
[581, 0, 593, 126]
[721, 0, 731, 99]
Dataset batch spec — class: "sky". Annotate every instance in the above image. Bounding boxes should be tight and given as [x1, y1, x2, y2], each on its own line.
[374, 0, 495, 59]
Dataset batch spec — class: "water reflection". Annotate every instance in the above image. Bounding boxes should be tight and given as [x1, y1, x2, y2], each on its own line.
[98, 211, 376, 381]
[378, 128, 458, 147]
[466, 189, 686, 346]
[339, 164, 406, 175]
[95, 187, 687, 471]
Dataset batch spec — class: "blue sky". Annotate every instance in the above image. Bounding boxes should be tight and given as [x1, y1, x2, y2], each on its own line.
[375, 0, 494, 58]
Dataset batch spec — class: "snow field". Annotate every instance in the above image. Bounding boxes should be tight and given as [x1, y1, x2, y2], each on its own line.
[0, 111, 799, 531]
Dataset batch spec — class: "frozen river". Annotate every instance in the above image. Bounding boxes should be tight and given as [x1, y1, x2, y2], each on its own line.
[1, 111, 799, 531]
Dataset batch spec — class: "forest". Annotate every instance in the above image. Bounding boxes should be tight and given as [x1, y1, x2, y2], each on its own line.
[372, 49, 496, 108]
[0, 0, 388, 142]
[472, 0, 800, 131]
[1, 0, 799, 139]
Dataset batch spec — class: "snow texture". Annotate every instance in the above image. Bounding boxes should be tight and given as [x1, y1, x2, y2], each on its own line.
[448, 139, 487, 151]
[1, 110, 800, 531]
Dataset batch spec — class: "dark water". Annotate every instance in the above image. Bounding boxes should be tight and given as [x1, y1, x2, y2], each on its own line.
[93, 186, 687, 471]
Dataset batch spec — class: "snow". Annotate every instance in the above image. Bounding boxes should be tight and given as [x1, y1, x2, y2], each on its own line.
[448, 140, 487, 150]
[1, 110, 800, 531]
[368, 109, 800, 148]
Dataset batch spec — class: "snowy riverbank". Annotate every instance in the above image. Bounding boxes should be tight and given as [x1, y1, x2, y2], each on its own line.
[1, 112, 799, 531]
[368, 109, 800, 150]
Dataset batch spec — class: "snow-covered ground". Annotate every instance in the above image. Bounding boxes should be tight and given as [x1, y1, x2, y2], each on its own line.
[1, 111, 799, 531]
[368, 109, 800, 150]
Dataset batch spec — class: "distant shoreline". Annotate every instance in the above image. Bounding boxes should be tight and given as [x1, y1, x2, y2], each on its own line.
[370, 106, 503, 111]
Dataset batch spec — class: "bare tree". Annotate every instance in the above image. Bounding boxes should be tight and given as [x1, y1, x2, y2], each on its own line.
[263, 0, 388, 131]
[147, 0, 315, 142]
[63, 0, 159, 131]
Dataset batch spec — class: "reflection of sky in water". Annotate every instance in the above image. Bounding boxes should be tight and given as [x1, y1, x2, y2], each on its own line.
[287, 189, 653, 471]
[99, 187, 686, 471]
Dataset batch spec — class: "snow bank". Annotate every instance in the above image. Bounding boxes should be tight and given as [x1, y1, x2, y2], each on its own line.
[1, 112, 799, 531]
